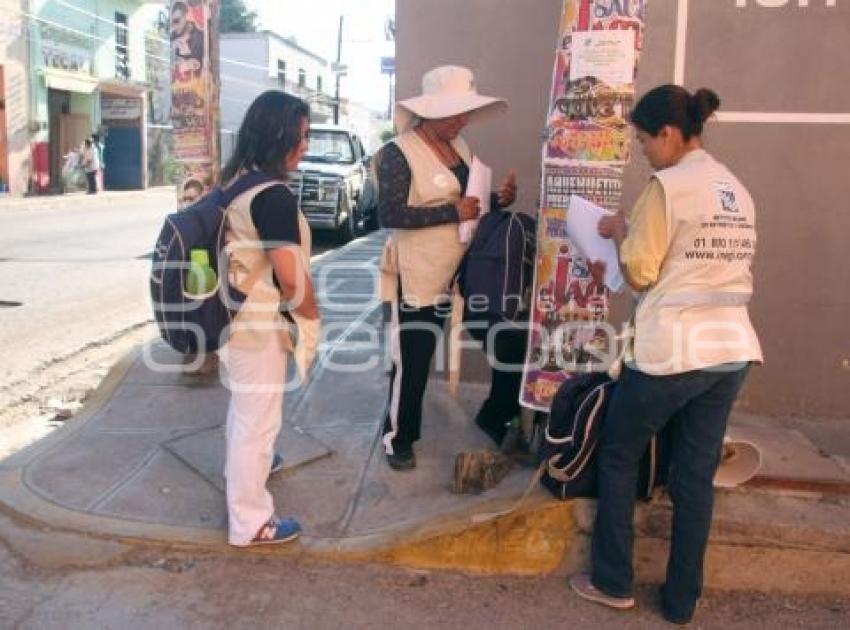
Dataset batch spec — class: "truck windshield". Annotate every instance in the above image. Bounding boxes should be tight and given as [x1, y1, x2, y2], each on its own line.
[303, 130, 355, 163]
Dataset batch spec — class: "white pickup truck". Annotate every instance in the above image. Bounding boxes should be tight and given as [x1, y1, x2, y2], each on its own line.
[287, 124, 378, 242]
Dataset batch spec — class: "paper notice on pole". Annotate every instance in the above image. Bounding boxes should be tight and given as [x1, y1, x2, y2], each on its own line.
[566, 195, 625, 292]
[459, 156, 492, 244]
[570, 30, 636, 87]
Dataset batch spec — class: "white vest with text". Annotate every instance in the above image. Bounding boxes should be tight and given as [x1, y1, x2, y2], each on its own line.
[224, 181, 312, 350]
[633, 149, 763, 375]
[380, 131, 472, 307]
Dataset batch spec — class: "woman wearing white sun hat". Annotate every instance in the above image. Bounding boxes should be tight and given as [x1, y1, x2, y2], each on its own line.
[376, 65, 520, 471]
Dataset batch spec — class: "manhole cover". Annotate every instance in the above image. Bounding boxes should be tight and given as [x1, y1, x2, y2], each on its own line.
[0, 300, 23, 308]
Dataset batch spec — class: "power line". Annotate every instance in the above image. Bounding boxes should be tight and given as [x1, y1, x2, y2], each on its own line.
[36, 2, 336, 76]
[9, 3, 352, 107]
[221, 57, 274, 73]
[8, 5, 170, 66]
[22, 3, 360, 84]
[220, 73, 273, 91]
[47, 0, 130, 33]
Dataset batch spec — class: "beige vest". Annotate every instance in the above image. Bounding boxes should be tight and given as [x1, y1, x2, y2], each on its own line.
[380, 131, 472, 307]
[223, 180, 312, 350]
[633, 150, 763, 374]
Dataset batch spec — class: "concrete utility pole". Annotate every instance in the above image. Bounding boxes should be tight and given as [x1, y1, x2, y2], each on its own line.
[170, 0, 221, 203]
[333, 15, 343, 125]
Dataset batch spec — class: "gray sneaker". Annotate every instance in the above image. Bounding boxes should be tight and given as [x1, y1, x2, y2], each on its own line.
[569, 573, 635, 610]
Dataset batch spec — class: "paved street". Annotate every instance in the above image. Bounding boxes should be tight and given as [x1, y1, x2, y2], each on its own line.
[0, 189, 177, 400]
[1, 511, 846, 630]
[0, 189, 342, 396]
[0, 189, 340, 454]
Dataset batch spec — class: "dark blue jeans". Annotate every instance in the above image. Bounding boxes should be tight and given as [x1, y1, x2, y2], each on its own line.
[591, 363, 750, 620]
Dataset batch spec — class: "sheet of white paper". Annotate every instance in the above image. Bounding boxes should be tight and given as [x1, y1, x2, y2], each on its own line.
[570, 30, 636, 87]
[566, 195, 625, 292]
[459, 156, 492, 244]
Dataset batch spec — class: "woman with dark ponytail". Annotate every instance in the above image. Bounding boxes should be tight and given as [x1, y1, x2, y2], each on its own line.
[569, 85, 763, 625]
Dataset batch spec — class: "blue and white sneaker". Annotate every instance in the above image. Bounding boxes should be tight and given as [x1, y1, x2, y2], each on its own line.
[269, 452, 285, 476]
[247, 516, 301, 546]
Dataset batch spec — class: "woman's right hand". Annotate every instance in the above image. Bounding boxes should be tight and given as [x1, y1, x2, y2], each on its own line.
[589, 260, 607, 286]
[456, 196, 481, 221]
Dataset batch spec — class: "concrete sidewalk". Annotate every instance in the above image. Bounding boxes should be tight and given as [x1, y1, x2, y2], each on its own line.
[1, 232, 849, 594]
[0, 186, 175, 212]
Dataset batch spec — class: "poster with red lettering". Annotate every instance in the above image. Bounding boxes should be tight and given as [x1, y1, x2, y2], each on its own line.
[170, 0, 219, 204]
[520, 0, 646, 411]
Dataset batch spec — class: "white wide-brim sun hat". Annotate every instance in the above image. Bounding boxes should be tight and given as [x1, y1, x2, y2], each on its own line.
[394, 65, 508, 134]
[714, 437, 762, 488]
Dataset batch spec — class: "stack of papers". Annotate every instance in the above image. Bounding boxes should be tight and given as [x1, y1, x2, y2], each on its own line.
[459, 156, 492, 244]
[565, 195, 625, 292]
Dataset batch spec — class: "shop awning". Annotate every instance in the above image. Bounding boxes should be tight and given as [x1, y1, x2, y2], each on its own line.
[41, 69, 99, 94]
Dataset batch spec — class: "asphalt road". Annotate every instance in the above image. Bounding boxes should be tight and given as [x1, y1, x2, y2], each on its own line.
[0, 190, 174, 395]
[0, 189, 338, 400]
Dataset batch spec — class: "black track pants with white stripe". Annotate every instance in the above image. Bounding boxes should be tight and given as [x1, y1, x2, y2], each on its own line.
[382, 300, 449, 454]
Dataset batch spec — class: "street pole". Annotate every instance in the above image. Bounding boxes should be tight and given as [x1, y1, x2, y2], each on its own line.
[170, 0, 220, 201]
[209, 0, 221, 185]
[333, 15, 343, 125]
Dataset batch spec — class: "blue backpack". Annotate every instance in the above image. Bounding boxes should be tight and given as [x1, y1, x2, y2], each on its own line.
[456, 208, 536, 322]
[539, 372, 670, 500]
[150, 171, 274, 354]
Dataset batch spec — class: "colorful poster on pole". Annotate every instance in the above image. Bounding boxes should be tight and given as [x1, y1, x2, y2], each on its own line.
[543, 164, 624, 211]
[170, 0, 219, 205]
[520, 0, 647, 411]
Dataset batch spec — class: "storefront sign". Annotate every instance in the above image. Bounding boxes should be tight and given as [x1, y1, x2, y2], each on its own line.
[102, 98, 142, 121]
[5, 72, 28, 136]
[39, 24, 94, 74]
[0, 16, 25, 43]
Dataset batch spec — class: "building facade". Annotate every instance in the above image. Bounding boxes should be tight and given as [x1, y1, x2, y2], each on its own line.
[24, 0, 152, 194]
[396, 0, 850, 419]
[0, 1, 34, 195]
[220, 30, 335, 159]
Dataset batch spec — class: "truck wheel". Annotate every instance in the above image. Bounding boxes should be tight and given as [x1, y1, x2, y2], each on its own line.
[334, 192, 358, 244]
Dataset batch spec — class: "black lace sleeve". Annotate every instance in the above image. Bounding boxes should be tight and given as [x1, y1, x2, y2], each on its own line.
[377, 144, 460, 229]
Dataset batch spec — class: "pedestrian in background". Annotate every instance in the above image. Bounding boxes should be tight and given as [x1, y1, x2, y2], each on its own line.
[92, 133, 105, 191]
[569, 85, 762, 625]
[219, 90, 320, 547]
[82, 138, 100, 195]
[376, 65, 517, 471]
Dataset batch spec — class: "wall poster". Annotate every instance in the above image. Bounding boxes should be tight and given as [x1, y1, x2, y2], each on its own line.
[520, 0, 647, 411]
[170, 0, 220, 205]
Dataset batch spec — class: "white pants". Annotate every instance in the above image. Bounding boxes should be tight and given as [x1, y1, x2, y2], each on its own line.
[219, 337, 288, 545]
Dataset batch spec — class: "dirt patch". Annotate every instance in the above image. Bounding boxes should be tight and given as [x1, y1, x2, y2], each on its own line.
[0, 323, 157, 459]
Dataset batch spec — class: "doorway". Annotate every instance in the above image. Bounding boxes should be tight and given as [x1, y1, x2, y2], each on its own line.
[47, 89, 69, 192]
[47, 89, 92, 192]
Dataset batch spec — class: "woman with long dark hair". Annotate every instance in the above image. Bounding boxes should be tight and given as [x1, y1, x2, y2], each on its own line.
[219, 90, 320, 546]
[569, 85, 762, 624]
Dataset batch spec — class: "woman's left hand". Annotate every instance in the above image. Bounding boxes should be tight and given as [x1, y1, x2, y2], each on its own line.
[598, 211, 628, 242]
[497, 171, 517, 207]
